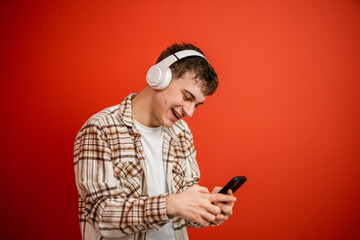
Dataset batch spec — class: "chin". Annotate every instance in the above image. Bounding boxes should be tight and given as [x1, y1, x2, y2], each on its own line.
[161, 117, 177, 128]
[162, 121, 175, 128]
[160, 112, 178, 128]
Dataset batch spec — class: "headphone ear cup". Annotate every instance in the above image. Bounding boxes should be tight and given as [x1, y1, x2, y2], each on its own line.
[146, 65, 161, 88]
[160, 68, 172, 90]
[146, 66, 171, 90]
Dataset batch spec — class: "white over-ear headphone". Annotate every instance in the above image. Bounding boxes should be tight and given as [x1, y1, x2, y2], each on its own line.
[146, 49, 207, 90]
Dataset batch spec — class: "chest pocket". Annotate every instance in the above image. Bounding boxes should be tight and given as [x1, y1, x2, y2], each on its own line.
[113, 161, 144, 198]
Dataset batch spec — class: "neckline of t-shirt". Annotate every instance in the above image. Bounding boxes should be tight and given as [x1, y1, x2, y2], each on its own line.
[133, 118, 163, 133]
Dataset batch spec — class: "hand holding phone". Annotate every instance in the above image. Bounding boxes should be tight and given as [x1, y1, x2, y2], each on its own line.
[210, 176, 247, 223]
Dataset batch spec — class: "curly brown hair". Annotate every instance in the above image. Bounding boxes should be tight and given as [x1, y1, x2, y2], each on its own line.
[156, 43, 218, 96]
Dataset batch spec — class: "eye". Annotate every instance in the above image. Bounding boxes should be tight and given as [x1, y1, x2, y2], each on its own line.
[182, 92, 190, 101]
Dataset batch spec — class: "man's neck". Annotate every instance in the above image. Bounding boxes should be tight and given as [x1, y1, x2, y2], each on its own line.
[131, 85, 160, 128]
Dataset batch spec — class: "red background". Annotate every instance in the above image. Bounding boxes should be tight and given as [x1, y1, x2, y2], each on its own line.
[1, 0, 359, 239]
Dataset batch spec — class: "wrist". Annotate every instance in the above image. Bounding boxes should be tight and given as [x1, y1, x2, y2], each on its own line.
[166, 194, 177, 217]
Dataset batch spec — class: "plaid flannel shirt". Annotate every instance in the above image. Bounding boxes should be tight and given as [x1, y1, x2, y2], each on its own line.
[74, 93, 201, 240]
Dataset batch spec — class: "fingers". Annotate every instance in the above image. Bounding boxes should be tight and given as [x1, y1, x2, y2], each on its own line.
[212, 190, 235, 221]
[214, 202, 233, 216]
[212, 203, 232, 224]
[206, 203, 222, 215]
[192, 185, 210, 193]
[214, 213, 229, 223]
[211, 186, 222, 194]
[200, 209, 216, 226]
[174, 185, 236, 226]
[196, 217, 211, 227]
[209, 193, 236, 203]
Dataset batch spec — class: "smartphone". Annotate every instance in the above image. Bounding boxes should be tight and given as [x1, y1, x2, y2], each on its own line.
[219, 176, 247, 194]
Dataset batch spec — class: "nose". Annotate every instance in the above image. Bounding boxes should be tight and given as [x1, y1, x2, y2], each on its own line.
[183, 102, 196, 118]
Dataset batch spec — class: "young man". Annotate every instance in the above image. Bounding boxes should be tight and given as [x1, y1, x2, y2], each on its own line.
[74, 43, 236, 240]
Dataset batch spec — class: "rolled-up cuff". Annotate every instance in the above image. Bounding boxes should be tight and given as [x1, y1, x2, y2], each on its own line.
[145, 194, 171, 228]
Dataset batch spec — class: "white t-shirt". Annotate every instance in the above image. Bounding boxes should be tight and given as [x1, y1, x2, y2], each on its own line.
[134, 120, 175, 240]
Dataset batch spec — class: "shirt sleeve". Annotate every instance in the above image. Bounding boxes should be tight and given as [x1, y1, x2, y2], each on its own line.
[74, 120, 171, 238]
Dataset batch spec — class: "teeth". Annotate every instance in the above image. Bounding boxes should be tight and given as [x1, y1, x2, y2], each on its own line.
[172, 108, 181, 118]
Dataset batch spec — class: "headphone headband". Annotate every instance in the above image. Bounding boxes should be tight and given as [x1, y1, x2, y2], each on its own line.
[146, 50, 207, 90]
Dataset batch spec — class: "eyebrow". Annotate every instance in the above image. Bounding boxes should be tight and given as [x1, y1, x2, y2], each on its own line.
[183, 89, 204, 105]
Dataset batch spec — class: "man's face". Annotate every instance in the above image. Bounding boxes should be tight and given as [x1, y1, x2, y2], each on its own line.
[153, 71, 207, 127]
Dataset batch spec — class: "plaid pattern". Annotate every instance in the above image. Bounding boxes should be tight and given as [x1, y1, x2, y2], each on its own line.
[74, 93, 201, 240]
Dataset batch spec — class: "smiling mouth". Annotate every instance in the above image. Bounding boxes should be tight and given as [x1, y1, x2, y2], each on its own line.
[171, 108, 182, 120]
